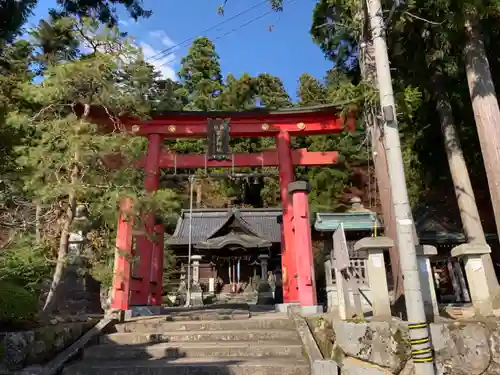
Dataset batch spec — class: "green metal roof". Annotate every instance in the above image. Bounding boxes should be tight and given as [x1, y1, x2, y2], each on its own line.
[313, 209, 498, 243]
[314, 211, 382, 232]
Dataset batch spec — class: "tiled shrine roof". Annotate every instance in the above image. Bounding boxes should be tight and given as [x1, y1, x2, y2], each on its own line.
[167, 204, 498, 248]
[168, 208, 282, 246]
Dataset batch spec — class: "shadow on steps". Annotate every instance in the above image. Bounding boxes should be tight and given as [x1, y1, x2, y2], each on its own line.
[62, 339, 245, 375]
[60, 310, 309, 375]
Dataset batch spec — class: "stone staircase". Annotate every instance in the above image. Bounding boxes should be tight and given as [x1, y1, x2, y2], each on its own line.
[62, 308, 310, 375]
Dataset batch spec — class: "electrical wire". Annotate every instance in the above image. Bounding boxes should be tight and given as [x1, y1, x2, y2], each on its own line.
[154, 0, 296, 71]
[146, 0, 270, 63]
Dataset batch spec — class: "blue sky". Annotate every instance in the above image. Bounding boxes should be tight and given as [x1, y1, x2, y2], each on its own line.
[28, 0, 332, 100]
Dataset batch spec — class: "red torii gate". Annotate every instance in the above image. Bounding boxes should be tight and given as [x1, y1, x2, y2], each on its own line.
[97, 105, 355, 311]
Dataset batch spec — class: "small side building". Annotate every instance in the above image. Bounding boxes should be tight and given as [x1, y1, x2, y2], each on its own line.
[314, 206, 384, 312]
[314, 202, 499, 307]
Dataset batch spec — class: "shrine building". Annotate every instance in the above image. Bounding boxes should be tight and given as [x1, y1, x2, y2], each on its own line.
[167, 208, 282, 302]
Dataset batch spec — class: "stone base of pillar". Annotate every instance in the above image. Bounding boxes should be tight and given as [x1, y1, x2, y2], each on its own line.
[124, 305, 162, 320]
[257, 282, 275, 305]
[300, 305, 323, 316]
[189, 284, 204, 307]
[451, 243, 493, 316]
[275, 302, 300, 313]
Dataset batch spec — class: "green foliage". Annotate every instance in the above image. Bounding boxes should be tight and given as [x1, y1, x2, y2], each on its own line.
[0, 0, 151, 50]
[0, 39, 34, 191]
[254, 73, 291, 108]
[30, 16, 79, 63]
[2, 18, 180, 309]
[53, 0, 152, 26]
[0, 2, 386, 316]
[305, 0, 494, 205]
[0, 235, 53, 292]
[219, 73, 258, 110]
[15, 19, 165, 207]
[163, 246, 177, 294]
[177, 37, 224, 111]
[0, 280, 38, 324]
[0, 0, 37, 47]
[295, 72, 368, 211]
[171, 37, 298, 207]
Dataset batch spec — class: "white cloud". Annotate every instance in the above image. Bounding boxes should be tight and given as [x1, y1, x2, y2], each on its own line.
[139, 42, 178, 81]
[118, 19, 130, 26]
[149, 30, 177, 49]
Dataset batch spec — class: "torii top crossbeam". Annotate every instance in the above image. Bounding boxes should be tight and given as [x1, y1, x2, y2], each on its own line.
[87, 104, 355, 137]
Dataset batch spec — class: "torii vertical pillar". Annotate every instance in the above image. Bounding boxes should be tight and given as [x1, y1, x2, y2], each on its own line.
[150, 223, 165, 306]
[110, 198, 134, 311]
[135, 133, 162, 305]
[277, 131, 299, 303]
[289, 181, 322, 315]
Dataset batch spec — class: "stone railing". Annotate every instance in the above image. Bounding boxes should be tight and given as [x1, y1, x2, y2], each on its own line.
[325, 236, 439, 319]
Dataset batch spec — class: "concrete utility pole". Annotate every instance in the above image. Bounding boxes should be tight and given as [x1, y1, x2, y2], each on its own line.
[365, 0, 435, 374]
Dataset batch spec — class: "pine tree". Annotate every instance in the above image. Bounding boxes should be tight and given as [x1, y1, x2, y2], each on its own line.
[14, 18, 179, 314]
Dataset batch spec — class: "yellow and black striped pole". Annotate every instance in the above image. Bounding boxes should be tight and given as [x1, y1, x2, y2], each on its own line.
[408, 322, 434, 364]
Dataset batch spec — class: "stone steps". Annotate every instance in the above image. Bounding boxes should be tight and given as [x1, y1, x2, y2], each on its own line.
[100, 329, 299, 345]
[62, 357, 310, 375]
[112, 315, 295, 333]
[83, 341, 304, 360]
[164, 311, 250, 321]
[62, 310, 308, 375]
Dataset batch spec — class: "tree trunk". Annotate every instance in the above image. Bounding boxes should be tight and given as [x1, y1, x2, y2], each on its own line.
[433, 72, 499, 294]
[371, 117, 404, 300]
[35, 202, 41, 245]
[464, 10, 500, 249]
[42, 104, 88, 314]
[196, 182, 202, 208]
[42, 195, 76, 313]
[359, 25, 404, 301]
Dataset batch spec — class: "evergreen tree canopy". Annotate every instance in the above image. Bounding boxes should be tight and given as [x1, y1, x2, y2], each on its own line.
[177, 37, 224, 111]
[0, 0, 37, 47]
[255, 73, 291, 108]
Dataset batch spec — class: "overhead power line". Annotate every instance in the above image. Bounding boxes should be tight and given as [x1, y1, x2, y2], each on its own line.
[154, 0, 295, 71]
[147, 0, 269, 63]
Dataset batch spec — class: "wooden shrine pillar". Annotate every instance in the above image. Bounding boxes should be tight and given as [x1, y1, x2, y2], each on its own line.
[277, 131, 298, 303]
[289, 181, 321, 314]
[135, 134, 162, 305]
[150, 223, 165, 306]
[110, 198, 134, 311]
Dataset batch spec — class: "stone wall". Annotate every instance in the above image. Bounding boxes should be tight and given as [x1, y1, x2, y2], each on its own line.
[0, 318, 98, 372]
[308, 316, 500, 375]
